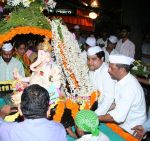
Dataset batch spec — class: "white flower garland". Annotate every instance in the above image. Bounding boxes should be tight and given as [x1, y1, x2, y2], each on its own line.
[51, 19, 96, 98]
[7, 0, 56, 8]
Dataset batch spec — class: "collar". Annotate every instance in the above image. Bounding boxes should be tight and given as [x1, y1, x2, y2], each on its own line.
[116, 72, 130, 86]
[121, 38, 129, 44]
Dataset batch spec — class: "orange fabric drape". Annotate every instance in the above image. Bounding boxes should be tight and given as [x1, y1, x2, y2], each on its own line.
[106, 123, 140, 141]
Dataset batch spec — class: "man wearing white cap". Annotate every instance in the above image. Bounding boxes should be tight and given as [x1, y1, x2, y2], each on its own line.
[0, 43, 25, 81]
[80, 36, 96, 64]
[98, 54, 146, 134]
[87, 46, 115, 116]
[102, 35, 119, 63]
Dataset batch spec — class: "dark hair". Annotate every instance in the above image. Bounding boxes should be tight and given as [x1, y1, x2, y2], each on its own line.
[21, 84, 50, 119]
[14, 41, 27, 49]
[96, 51, 105, 61]
[120, 25, 131, 32]
[116, 64, 133, 72]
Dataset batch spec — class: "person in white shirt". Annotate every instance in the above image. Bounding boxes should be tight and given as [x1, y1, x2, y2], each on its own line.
[87, 46, 115, 115]
[80, 36, 96, 64]
[103, 35, 119, 63]
[97, 31, 108, 48]
[0, 43, 25, 81]
[116, 26, 135, 58]
[99, 54, 146, 134]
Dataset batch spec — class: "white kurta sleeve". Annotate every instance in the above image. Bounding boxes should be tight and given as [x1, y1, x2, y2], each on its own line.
[108, 87, 135, 123]
[95, 73, 115, 115]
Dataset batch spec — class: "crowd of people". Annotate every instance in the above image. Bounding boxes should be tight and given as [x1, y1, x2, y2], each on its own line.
[0, 25, 150, 141]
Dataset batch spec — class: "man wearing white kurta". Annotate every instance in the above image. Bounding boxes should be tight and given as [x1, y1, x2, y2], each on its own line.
[102, 35, 119, 63]
[115, 26, 135, 58]
[99, 54, 146, 134]
[87, 46, 115, 115]
[0, 43, 25, 81]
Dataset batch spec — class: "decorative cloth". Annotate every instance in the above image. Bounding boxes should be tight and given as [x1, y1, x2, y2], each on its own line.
[75, 110, 100, 136]
[109, 54, 134, 65]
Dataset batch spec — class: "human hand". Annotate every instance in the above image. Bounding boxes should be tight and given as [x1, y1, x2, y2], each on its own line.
[66, 126, 78, 139]
[132, 125, 146, 140]
[0, 105, 18, 119]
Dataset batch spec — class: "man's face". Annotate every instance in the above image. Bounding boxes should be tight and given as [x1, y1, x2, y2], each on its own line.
[17, 44, 26, 56]
[87, 55, 103, 71]
[108, 63, 120, 80]
[2, 50, 13, 63]
[120, 29, 129, 38]
[107, 41, 116, 50]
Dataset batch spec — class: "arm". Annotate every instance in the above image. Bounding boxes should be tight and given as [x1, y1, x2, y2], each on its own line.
[132, 119, 150, 140]
[136, 77, 150, 85]
[0, 105, 18, 119]
[95, 69, 115, 115]
[108, 87, 134, 123]
[99, 114, 115, 122]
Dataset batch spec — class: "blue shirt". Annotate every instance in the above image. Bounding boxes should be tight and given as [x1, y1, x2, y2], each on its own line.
[0, 57, 25, 81]
[0, 118, 67, 141]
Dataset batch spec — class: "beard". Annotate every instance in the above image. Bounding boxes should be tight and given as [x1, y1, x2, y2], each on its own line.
[2, 57, 12, 63]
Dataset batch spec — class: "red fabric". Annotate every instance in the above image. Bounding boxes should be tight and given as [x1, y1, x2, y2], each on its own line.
[50, 16, 94, 31]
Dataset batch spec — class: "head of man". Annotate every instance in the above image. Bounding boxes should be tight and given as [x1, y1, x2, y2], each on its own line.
[1, 43, 13, 63]
[15, 41, 27, 56]
[87, 46, 105, 71]
[108, 55, 134, 81]
[107, 35, 118, 51]
[75, 110, 100, 137]
[101, 31, 108, 41]
[120, 25, 131, 39]
[85, 37, 96, 51]
[21, 84, 50, 119]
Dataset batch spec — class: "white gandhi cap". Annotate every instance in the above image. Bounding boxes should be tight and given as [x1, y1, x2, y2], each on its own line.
[108, 35, 118, 44]
[2, 43, 13, 51]
[87, 46, 102, 56]
[85, 37, 96, 47]
[109, 54, 134, 65]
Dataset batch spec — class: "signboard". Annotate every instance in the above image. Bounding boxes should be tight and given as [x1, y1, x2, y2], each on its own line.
[49, 9, 76, 16]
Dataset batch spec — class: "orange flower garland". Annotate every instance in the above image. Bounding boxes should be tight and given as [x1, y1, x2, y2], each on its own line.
[84, 91, 100, 110]
[53, 101, 65, 122]
[0, 26, 52, 44]
[106, 123, 139, 141]
[66, 99, 79, 119]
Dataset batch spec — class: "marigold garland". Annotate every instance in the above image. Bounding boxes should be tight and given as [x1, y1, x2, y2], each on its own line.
[106, 123, 139, 141]
[66, 99, 79, 119]
[84, 91, 100, 110]
[53, 101, 65, 122]
[0, 26, 52, 44]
